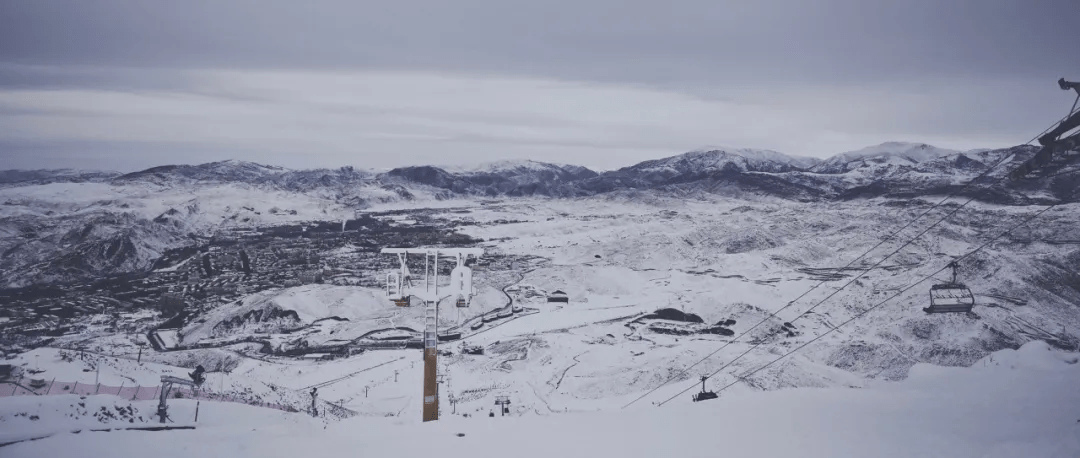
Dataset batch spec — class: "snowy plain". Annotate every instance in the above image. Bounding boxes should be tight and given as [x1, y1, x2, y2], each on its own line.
[2, 156, 1080, 456]
[3, 341, 1079, 458]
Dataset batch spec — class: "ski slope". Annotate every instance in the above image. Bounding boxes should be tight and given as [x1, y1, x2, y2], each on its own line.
[2, 341, 1078, 457]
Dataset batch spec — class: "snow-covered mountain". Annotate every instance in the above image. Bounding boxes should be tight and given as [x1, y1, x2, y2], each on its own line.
[7, 141, 1069, 204]
[382, 160, 598, 197]
[624, 148, 817, 176]
[3, 142, 1080, 457]
[687, 146, 822, 169]
[0, 169, 121, 188]
[811, 141, 963, 174]
[113, 160, 289, 186]
[441, 159, 592, 176]
[1, 141, 1076, 288]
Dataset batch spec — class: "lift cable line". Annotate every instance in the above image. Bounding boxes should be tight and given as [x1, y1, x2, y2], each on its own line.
[632, 189, 987, 408]
[622, 81, 1079, 409]
[622, 136, 1034, 410]
[655, 203, 1057, 406]
[650, 164, 1061, 406]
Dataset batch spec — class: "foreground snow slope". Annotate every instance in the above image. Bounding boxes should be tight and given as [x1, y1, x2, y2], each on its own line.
[4, 341, 1079, 458]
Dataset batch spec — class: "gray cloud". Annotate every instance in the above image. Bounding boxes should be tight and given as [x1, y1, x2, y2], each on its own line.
[1, 0, 1078, 171]
[4, 0, 1076, 82]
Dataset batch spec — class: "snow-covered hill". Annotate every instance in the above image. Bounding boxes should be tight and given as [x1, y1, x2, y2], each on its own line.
[2, 183, 1080, 457]
[3, 138, 1077, 292]
[0, 169, 120, 188]
[383, 159, 598, 197]
[112, 160, 287, 186]
[0, 181, 355, 288]
[811, 141, 962, 174]
[441, 159, 593, 176]
[3, 341, 1078, 457]
[616, 148, 810, 180]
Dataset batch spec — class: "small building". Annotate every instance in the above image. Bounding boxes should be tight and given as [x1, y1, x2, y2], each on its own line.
[0, 364, 16, 380]
[547, 290, 569, 303]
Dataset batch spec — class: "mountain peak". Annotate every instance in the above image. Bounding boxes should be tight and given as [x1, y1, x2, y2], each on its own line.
[687, 147, 821, 168]
[809, 141, 964, 174]
[199, 160, 288, 172]
[441, 159, 571, 175]
[624, 147, 819, 176]
[836, 142, 960, 162]
[113, 160, 288, 184]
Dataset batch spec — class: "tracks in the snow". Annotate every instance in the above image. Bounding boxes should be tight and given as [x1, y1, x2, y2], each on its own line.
[553, 352, 588, 391]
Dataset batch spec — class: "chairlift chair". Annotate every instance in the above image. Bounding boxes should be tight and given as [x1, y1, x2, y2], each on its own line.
[924, 261, 975, 314]
[451, 259, 473, 308]
[386, 271, 410, 307]
[692, 375, 718, 402]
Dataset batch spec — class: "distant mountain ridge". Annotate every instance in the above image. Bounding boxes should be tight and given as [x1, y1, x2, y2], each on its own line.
[3, 141, 1075, 289]
[4, 142, 1075, 204]
[810, 142, 964, 174]
[0, 169, 121, 187]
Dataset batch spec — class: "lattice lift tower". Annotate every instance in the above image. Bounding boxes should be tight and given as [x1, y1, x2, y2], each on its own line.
[381, 247, 483, 422]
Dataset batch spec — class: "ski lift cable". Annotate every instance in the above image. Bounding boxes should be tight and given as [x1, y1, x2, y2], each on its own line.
[623, 114, 1074, 409]
[654, 203, 1056, 406]
[620, 183, 990, 409]
[620, 137, 1030, 410]
[649, 191, 985, 405]
[655, 178, 1057, 405]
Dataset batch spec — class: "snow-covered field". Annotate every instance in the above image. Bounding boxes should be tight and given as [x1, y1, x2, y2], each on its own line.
[4, 178, 1080, 456]
[3, 341, 1078, 457]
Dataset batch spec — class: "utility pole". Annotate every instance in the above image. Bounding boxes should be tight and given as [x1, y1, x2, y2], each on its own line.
[380, 247, 483, 423]
[422, 296, 439, 422]
[394, 370, 399, 383]
[365, 385, 369, 398]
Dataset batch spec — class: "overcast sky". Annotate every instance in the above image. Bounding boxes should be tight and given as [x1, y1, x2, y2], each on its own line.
[1, 0, 1078, 172]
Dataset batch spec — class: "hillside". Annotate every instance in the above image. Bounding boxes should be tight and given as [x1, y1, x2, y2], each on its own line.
[3, 341, 1077, 457]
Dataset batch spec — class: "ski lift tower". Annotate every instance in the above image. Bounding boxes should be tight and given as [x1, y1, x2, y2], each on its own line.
[380, 247, 483, 422]
[156, 370, 204, 424]
[494, 395, 511, 416]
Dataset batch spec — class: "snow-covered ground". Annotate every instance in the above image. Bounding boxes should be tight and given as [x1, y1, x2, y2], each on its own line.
[3, 341, 1078, 457]
[4, 177, 1080, 456]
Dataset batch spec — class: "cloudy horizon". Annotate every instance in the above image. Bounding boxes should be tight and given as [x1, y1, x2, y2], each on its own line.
[2, 0, 1078, 172]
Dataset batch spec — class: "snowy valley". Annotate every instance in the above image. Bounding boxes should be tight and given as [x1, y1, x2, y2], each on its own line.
[2, 142, 1080, 456]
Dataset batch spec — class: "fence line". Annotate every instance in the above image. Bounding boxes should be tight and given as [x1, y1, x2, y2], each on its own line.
[0, 380, 296, 413]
